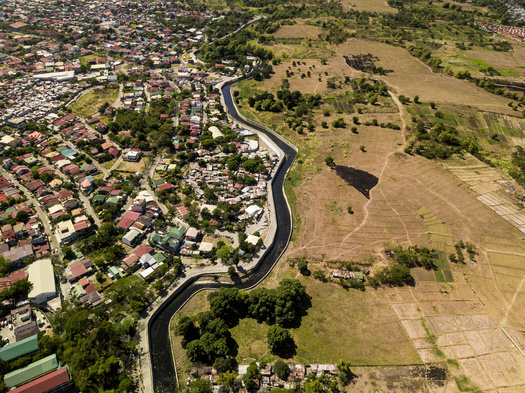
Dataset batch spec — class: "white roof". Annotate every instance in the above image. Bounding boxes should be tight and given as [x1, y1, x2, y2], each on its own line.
[139, 267, 154, 278]
[48, 204, 65, 215]
[209, 126, 223, 139]
[246, 234, 260, 246]
[246, 205, 263, 216]
[198, 242, 214, 252]
[28, 259, 56, 299]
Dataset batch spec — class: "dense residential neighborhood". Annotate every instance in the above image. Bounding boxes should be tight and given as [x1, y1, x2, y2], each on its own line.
[0, 0, 278, 391]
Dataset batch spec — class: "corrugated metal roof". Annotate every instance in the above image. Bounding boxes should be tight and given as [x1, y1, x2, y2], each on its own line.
[0, 334, 38, 362]
[4, 354, 58, 388]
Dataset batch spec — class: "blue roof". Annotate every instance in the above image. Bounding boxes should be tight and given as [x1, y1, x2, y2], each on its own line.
[61, 148, 78, 158]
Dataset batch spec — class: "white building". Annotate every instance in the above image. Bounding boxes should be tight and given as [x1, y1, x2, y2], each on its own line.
[28, 259, 57, 304]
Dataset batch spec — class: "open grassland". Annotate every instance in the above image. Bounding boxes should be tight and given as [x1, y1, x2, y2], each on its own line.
[273, 24, 324, 39]
[170, 269, 420, 366]
[70, 87, 119, 119]
[340, 0, 397, 13]
[336, 39, 515, 114]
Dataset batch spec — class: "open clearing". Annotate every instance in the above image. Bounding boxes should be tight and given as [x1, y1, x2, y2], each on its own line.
[336, 39, 515, 114]
[116, 159, 148, 173]
[273, 24, 323, 40]
[233, 32, 525, 390]
[340, 0, 397, 13]
[70, 87, 119, 119]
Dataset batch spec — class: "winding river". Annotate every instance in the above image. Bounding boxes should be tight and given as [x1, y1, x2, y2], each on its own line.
[148, 80, 297, 392]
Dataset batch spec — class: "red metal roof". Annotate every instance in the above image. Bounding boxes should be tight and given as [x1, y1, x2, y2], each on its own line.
[11, 367, 70, 393]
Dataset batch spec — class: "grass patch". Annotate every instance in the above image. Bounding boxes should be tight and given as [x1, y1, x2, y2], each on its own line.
[290, 275, 420, 365]
[498, 69, 520, 77]
[229, 270, 421, 366]
[70, 87, 119, 119]
[447, 358, 459, 368]
[455, 375, 483, 392]
[230, 319, 274, 364]
[79, 55, 105, 66]
[434, 269, 445, 282]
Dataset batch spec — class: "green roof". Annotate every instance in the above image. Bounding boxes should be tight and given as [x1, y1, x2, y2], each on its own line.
[109, 266, 120, 276]
[106, 197, 120, 204]
[169, 226, 186, 240]
[151, 233, 162, 244]
[153, 178, 165, 186]
[4, 354, 59, 388]
[152, 253, 166, 264]
[0, 334, 38, 362]
[93, 194, 107, 203]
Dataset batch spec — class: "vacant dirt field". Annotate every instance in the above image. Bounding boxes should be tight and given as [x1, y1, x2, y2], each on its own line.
[336, 39, 515, 114]
[273, 24, 324, 39]
[340, 0, 398, 13]
[117, 159, 148, 173]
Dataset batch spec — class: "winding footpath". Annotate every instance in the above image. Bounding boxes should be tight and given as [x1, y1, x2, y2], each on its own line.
[139, 78, 297, 393]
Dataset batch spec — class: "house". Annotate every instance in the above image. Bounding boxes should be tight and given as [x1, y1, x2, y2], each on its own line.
[56, 220, 77, 245]
[186, 227, 201, 241]
[124, 149, 140, 162]
[199, 242, 213, 254]
[122, 229, 141, 246]
[2, 244, 34, 265]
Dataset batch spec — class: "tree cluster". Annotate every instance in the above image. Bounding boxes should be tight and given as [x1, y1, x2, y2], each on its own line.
[175, 279, 310, 367]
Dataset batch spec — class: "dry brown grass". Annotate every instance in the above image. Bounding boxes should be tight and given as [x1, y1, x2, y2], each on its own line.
[335, 39, 515, 114]
[117, 159, 147, 173]
[340, 0, 397, 13]
[273, 24, 323, 39]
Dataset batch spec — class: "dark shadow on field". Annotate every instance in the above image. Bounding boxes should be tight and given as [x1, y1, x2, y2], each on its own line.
[335, 165, 378, 199]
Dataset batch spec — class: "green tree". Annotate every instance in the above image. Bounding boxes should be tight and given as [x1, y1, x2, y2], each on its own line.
[0, 256, 13, 277]
[274, 359, 290, 380]
[332, 117, 346, 128]
[189, 378, 213, 393]
[243, 362, 261, 391]
[267, 325, 296, 358]
[324, 156, 335, 168]
[297, 260, 309, 275]
[305, 379, 324, 393]
[216, 245, 233, 262]
[228, 266, 238, 277]
[214, 357, 238, 374]
[217, 370, 238, 388]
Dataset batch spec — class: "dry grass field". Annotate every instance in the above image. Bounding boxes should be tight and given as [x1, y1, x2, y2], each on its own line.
[340, 0, 398, 13]
[116, 159, 148, 173]
[165, 21, 525, 392]
[70, 87, 119, 119]
[273, 24, 324, 39]
[336, 40, 515, 114]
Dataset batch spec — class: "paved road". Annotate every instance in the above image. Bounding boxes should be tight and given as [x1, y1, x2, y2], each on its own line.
[52, 168, 101, 227]
[0, 167, 60, 253]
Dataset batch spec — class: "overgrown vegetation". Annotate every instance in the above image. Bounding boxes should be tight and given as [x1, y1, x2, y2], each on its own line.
[175, 279, 310, 366]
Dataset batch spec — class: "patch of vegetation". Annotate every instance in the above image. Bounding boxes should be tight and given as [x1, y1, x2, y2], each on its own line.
[174, 279, 311, 365]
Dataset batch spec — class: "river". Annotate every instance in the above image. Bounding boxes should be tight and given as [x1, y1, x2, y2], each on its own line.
[148, 80, 296, 392]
